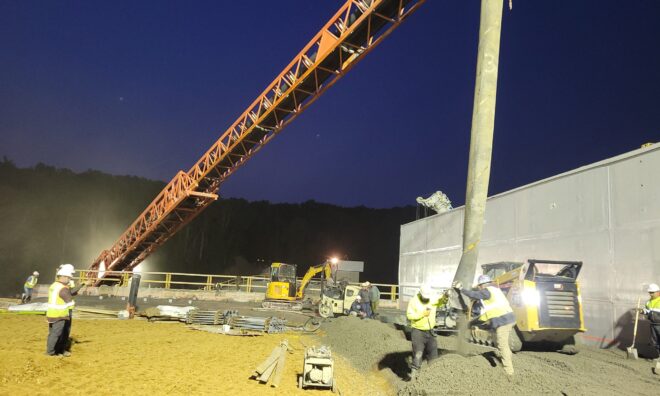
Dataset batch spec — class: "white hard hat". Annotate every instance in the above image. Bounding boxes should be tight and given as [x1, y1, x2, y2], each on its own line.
[361, 281, 371, 287]
[356, 295, 362, 300]
[419, 284, 435, 299]
[57, 264, 75, 277]
[477, 275, 492, 285]
[648, 283, 660, 293]
[33, 271, 39, 276]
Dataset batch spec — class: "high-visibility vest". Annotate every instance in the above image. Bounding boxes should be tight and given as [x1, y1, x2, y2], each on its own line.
[406, 293, 448, 331]
[478, 286, 513, 322]
[647, 296, 660, 311]
[24, 276, 38, 289]
[647, 296, 660, 323]
[46, 282, 74, 319]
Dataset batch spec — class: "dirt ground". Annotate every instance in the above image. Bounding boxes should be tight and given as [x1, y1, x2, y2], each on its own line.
[2, 313, 659, 396]
[0, 315, 390, 396]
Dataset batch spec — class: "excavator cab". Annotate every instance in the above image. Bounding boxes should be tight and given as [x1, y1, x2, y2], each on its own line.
[267, 262, 298, 299]
[263, 260, 334, 311]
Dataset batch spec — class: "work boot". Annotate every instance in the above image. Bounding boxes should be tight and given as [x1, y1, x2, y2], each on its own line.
[62, 351, 72, 357]
[653, 359, 660, 375]
[407, 368, 419, 382]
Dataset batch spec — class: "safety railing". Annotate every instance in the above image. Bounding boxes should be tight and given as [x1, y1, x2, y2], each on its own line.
[75, 269, 400, 301]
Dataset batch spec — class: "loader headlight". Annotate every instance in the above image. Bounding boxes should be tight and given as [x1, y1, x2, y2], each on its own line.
[521, 288, 540, 307]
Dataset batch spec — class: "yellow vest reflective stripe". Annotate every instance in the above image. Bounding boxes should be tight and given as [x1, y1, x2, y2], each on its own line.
[46, 282, 74, 319]
[478, 286, 513, 322]
[406, 293, 447, 331]
[24, 276, 38, 288]
[647, 296, 660, 312]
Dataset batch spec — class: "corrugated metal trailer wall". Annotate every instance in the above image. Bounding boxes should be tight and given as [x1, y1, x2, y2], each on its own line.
[399, 144, 660, 353]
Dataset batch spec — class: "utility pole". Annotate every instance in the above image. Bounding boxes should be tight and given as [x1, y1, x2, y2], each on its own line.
[452, 0, 504, 347]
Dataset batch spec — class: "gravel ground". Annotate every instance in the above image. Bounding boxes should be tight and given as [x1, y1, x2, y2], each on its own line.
[316, 316, 660, 395]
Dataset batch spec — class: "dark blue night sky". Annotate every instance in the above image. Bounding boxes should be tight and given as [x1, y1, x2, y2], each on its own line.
[1, 1, 659, 208]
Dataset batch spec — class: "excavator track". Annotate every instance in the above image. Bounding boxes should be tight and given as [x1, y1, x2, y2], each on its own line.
[261, 300, 304, 311]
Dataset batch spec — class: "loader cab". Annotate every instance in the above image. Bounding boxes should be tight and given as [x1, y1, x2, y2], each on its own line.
[524, 259, 582, 282]
[482, 261, 524, 282]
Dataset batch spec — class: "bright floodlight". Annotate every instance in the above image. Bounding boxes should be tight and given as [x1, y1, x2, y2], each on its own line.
[330, 257, 339, 264]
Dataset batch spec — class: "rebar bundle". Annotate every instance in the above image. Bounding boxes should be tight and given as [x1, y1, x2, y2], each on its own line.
[186, 309, 238, 325]
[229, 316, 286, 333]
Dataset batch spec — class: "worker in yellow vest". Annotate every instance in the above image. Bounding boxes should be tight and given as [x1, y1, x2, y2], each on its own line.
[453, 275, 516, 376]
[21, 271, 39, 304]
[643, 283, 660, 374]
[46, 264, 77, 357]
[406, 284, 448, 381]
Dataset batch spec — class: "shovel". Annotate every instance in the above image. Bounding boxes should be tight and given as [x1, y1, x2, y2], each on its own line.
[626, 297, 641, 359]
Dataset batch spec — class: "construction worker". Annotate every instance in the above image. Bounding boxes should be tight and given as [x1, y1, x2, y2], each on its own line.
[45, 264, 77, 357]
[359, 282, 373, 318]
[369, 283, 381, 317]
[349, 295, 367, 318]
[453, 275, 516, 376]
[643, 283, 660, 374]
[406, 284, 448, 381]
[21, 271, 39, 303]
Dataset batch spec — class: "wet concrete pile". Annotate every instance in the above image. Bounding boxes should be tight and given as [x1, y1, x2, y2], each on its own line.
[316, 317, 660, 395]
[398, 341, 660, 396]
[317, 316, 411, 372]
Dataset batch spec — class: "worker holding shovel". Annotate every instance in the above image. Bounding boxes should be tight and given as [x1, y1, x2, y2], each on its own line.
[642, 283, 660, 374]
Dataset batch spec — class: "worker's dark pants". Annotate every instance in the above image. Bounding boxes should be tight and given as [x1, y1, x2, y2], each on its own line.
[362, 302, 373, 318]
[22, 287, 33, 303]
[411, 328, 437, 370]
[46, 319, 71, 355]
[651, 324, 660, 356]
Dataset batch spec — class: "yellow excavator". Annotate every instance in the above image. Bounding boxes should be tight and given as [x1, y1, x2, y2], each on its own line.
[262, 261, 334, 310]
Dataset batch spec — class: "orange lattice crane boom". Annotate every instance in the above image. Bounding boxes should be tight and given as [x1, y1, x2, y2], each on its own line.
[88, 0, 425, 285]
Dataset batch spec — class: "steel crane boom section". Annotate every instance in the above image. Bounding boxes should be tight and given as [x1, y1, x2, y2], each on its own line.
[89, 0, 424, 284]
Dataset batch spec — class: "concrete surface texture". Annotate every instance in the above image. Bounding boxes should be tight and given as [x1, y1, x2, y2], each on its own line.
[399, 144, 660, 354]
[316, 316, 660, 395]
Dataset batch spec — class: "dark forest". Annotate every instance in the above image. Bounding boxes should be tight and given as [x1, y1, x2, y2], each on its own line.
[0, 158, 416, 295]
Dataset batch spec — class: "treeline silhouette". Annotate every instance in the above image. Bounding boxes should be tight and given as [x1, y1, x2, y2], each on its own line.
[0, 158, 415, 295]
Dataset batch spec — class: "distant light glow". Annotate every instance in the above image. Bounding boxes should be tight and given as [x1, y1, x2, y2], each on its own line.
[330, 257, 339, 264]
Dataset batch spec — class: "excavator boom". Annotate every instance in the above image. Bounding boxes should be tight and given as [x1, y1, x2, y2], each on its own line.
[88, 0, 424, 284]
[295, 262, 333, 299]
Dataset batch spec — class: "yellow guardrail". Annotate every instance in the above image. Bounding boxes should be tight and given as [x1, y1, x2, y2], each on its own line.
[74, 269, 400, 301]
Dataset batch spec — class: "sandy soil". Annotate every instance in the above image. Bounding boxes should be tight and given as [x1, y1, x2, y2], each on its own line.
[3, 312, 658, 396]
[0, 315, 391, 396]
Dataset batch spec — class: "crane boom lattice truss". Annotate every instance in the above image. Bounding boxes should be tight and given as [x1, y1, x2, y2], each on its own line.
[89, 0, 424, 284]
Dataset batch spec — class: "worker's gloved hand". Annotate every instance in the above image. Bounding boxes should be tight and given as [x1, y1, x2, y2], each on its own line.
[642, 308, 650, 315]
[452, 281, 463, 290]
[423, 309, 430, 317]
